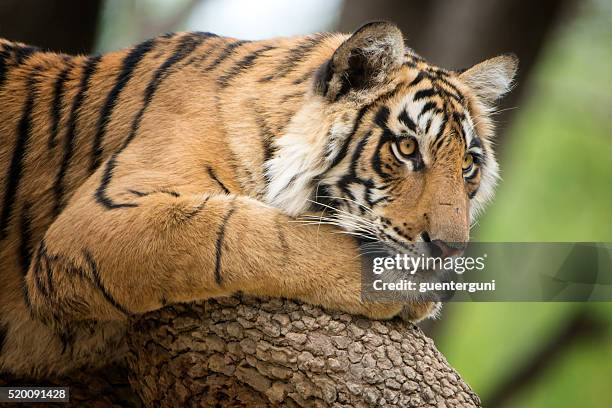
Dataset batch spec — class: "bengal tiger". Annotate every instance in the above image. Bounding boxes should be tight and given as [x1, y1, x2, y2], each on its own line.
[0, 22, 517, 377]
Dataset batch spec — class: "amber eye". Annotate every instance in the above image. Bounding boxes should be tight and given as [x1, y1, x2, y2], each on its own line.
[396, 138, 417, 157]
[462, 153, 474, 171]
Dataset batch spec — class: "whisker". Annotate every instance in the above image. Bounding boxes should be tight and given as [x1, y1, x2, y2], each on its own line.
[359, 243, 385, 250]
[354, 250, 388, 260]
[294, 218, 371, 233]
[489, 106, 518, 116]
[331, 212, 378, 231]
[314, 194, 374, 214]
[297, 217, 378, 239]
[469, 218, 479, 230]
[299, 214, 377, 233]
[306, 199, 376, 227]
[333, 230, 378, 240]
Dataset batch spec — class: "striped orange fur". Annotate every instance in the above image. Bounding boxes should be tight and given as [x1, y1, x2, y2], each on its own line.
[0, 22, 516, 376]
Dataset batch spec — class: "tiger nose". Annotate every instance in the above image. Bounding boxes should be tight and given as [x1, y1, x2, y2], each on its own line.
[430, 240, 466, 258]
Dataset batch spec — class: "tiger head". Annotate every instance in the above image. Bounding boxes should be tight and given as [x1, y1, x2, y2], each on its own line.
[266, 22, 517, 256]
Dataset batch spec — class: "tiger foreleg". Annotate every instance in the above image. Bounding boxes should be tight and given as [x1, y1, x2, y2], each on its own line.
[24, 189, 403, 327]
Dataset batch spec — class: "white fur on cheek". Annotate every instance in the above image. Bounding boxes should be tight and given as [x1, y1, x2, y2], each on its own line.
[264, 100, 336, 216]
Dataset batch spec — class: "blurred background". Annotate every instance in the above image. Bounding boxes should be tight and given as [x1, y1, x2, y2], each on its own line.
[1, 0, 611, 406]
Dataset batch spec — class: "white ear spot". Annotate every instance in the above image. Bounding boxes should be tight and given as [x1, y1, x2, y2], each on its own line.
[459, 54, 519, 104]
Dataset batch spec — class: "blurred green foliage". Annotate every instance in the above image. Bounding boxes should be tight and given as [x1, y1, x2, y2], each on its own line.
[436, 1, 612, 406]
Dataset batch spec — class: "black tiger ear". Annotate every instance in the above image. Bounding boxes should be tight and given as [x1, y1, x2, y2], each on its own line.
[315, 21, 405, 101]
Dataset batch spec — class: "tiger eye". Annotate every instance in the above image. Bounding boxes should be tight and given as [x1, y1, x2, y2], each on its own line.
[462, 153, 474, 170]
[398, 138, 417, 157]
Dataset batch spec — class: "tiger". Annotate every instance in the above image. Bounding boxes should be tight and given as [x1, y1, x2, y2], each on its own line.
[0, 22, 517, 378]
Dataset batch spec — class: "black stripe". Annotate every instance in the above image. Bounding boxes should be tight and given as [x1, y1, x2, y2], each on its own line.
[470, 136, 482, 149]
[398, 109, 417, 132]
[191, 31, 217, 40]
[128, 189, 148, 197]
[452, 111, 466, 127]
[327, 106, 369, 170]
[414, 88, 436, 101]
[218, 46, 275, 87]
[326, 86, 401, 173]
[275, 214, 290, 253]
[350, 131, 372, 174]
[127, 188, 181, 197]
[338, 130, 374, 197]
[204, 40, 250, 72]
[261, 34, 327, 81]
[0, 68, 40, 242]
[48, 64, 73, 149]
[436, 76, 464, 102]
[0, 44, 41, 92]
[372, 123, 400, 180]
[15, 46, 38, 64]
[418, 101, 438, 119]
[433, 120, 449, 149]
[0, 44, 40, 91]
[207, 166, 231, 194]
[32, 242, 49, 299]
[425, 117, 434, 134]
[96, 34, 206, 209]
[58, 330, 76, 355]
[34, 240, 92, 303]
[53, 55, 101, 216]
[82, 250, 132, 316]
[0, 322, 7, 354]
[433, 134, 446, 154]
[0, 44, 14, 90]
[18, 201, 33, 275]
[182, 32, 221, 67]
[160, 189, 180, 197]
[21, 277, 33, 317]
[127, 189, 180, 198]
[214, 201, 236, 285]
[90, 38, 156, 172]
[185, 195, 210, 219]
[39, 243, 55, 298]
[96, 160, 139, 209]
[375, 106, 391, 130]
[408, 71, 425, 87]
[312, 184, 342, 213]
[252, 104, 277, 171]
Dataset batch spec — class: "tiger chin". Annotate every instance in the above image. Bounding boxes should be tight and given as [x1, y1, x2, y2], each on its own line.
[0, 22, 516, 377]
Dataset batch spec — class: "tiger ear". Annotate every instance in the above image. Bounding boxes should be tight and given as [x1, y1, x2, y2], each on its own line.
[316, 21, 405, 100]
[459, 54, 519, 104]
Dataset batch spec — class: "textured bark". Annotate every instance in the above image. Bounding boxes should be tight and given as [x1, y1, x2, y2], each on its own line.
[126, 296, 480, 407]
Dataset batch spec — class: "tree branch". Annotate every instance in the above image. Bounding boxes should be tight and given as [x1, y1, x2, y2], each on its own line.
[127, 296, 481, 407]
